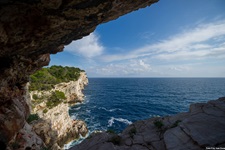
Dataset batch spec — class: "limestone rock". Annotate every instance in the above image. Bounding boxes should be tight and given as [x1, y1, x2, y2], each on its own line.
[7, 123, 45, 150]
[71, 97, 225, 150]
[180, 113, 225, 146]
[54, 72, 88, 103]
[0, 54, 50, 146]
[29, 73, 89, 148]
[164, 127, 201, 150]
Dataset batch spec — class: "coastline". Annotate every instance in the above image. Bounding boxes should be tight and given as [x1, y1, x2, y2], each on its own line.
[33, 72, 89, 149]
[12, 72, 89, 149]
[71, 97, 225, 150]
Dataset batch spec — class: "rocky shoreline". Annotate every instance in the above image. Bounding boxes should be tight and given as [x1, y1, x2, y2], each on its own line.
[7, 72, 89, 150]
[71, 97, 225, 150]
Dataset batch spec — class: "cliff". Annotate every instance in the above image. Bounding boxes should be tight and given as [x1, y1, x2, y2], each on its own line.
[72, 97, 225, 150]
[0, 1, 158, 148]
[31, 72, 88, 149]
[54, 72, 89, 104]
[6, 72, 88, 149]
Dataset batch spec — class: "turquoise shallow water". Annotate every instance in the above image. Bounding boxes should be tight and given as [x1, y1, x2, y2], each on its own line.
[65, 78, 225, 148]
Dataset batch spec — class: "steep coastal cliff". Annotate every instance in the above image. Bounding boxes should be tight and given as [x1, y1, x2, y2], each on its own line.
[31, 72, 88, 149]
[72, 97, 225, 150]
[7, 70, 89, 149]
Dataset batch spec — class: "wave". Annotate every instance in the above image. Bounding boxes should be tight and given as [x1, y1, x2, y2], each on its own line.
[109, 108, 122, 112]
[73, 107, 81, 110]
[149, 114, 161, 118]
[108, 117, 132, 127]
[70, 113, 79, 120]
[86, 109, 91, 113]
[98, 107, 122, 112]
[64, 132, 90, 150]
[64, 122, 106, 149]
[83, 95, 91, 104]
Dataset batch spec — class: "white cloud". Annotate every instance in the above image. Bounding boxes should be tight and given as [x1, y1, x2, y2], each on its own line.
[100, 20, 225, 62]
[65, 33, 104, 58]
[89, 59, 152, 76]
[154, 21, 225, 52]
[168, 66, 191, 72]
[156, 50, 210, 60]
[62, 19, 225, 77]
[139, 60, 151, 70]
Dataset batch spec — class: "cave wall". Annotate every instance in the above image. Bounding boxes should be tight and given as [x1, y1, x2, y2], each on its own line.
[0, 0, 158, 146]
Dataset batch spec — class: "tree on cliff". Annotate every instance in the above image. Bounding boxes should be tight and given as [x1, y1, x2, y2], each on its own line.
[29, 65, 84, 91]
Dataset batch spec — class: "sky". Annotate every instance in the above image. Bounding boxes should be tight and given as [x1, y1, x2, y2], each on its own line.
[49, 0, 225, 77]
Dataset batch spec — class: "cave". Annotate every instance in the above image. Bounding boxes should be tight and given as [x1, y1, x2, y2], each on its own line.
[0, 0, 158, 148]
[1, 0, 225, 150]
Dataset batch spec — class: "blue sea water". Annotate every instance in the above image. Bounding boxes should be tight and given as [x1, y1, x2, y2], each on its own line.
[65, 78, 225, 148]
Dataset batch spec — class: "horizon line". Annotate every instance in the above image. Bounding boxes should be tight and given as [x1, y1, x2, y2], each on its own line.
[87, 76, 225, 78]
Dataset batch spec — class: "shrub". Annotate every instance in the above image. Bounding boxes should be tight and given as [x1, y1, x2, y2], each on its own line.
[32, 94, 38, 100]
[154, 120, 164, 129]
[106, 129, 116, 134]
[46, 101, 60, 109]
[31, 95, 45, 105]
[54, 90, 66, 100]
[129, 127, 137, 138]
[43, 109, 48, 113]
[29, 66, 83, 91]
[27, 114, 39, 123]
[108, 135, 121, 145]
[171, 120, 182, 128]
[46, 91, 66, 109]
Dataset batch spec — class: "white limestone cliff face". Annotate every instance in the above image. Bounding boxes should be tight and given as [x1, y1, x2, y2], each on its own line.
[31, 103, 88, 149]
[29, 72, 88, 149]
[55, 72, 88, 103]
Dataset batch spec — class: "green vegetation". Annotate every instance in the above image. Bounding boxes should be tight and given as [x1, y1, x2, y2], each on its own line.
[108, 135, 121, 145]
[53, 90, 66, 99]
[27, 114, 39, 123]
[29, 66, 84, 110]
[129, 127, 137, 138]
[32, 94, 38, 100]
[43, 109, 48, 113]
[29, 65, 84, 91]
[171, 120, 182, 128]
[106, 129, 116, 134]
[154, 120, 164, 129]
[31, 94, 45, 106]
[46, 90, 66, 109]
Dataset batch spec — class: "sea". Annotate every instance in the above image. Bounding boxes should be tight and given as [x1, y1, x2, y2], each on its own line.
[64, 78, 225, 149]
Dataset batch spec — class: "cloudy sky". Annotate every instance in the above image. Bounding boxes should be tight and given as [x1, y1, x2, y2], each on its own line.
[50, 0, 225, 77]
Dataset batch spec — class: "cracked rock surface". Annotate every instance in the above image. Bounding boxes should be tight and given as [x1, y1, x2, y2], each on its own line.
[71, 97, 225, 150]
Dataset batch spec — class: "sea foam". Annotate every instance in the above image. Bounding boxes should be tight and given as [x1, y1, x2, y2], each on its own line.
[108, 117, 132, 127]
[99, 107, 122, 112]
